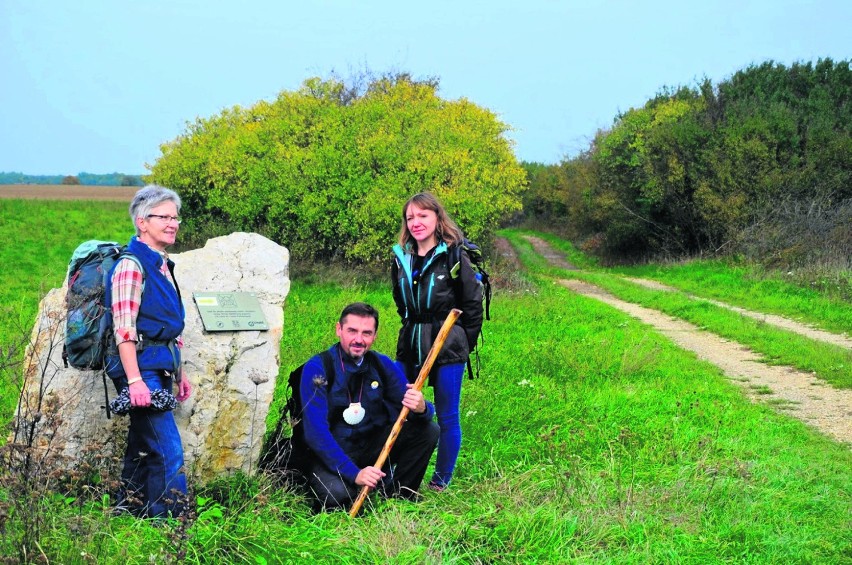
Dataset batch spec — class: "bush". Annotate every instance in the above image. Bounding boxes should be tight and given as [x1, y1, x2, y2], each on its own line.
[525, 58, 852, 267]
[149, 73, 526, 263]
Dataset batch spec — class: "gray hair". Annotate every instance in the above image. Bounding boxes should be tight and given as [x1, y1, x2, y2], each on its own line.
[129, 184, 182, 235]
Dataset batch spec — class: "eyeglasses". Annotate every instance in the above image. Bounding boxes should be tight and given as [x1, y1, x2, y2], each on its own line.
[146, 214, 182, 224]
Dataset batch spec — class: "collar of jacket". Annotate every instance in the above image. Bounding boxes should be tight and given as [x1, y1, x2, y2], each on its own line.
[393, 241, 448, 282]
[128, 236, 173, 271]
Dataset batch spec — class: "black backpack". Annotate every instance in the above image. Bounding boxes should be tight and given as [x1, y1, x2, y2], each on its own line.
[448, 238, 492, 321]
[259, 350, 334, 481]
[448, 238, 491, 378]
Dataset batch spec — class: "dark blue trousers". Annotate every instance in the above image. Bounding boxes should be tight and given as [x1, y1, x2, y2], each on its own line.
[114, 370, 187, 518]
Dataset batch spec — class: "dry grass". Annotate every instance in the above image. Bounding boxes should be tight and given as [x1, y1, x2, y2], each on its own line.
[0, 184, 137, 201]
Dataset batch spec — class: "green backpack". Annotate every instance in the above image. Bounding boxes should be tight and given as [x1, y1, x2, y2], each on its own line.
[63, 240, 143, 417]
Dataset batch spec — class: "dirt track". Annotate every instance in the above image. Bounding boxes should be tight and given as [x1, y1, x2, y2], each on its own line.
[518, 235, 852, 448]
[0, 184, 137, 201]
[624, 277, 852, 349]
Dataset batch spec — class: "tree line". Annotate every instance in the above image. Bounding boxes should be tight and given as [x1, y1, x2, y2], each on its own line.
[523, 58, 851, 267]
[148, 60, 849, 269]
[0, 172, 144, 186]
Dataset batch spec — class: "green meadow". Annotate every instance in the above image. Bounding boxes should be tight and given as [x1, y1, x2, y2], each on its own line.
[1, 200, 851, 563]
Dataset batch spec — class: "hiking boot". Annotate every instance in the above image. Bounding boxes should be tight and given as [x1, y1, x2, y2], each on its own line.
[427, 481, 446, 492]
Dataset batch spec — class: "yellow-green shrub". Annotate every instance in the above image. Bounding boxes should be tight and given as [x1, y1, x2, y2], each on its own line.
[149, 74, 525, 262]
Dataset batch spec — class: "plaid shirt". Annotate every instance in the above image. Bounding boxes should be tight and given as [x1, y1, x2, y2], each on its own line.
[111, 248, 183, 348]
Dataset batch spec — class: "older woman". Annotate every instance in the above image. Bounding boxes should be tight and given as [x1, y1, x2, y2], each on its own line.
[105, 184, 192, 518]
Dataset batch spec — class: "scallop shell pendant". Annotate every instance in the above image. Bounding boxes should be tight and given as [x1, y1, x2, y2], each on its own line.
[343, 402, 365, 425]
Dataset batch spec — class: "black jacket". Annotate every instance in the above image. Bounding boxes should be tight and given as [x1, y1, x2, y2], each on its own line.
[391, 241, 483, 378]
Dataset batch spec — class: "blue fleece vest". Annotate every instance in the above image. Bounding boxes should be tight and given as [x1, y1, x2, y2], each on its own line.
[105, 236, 184, 377]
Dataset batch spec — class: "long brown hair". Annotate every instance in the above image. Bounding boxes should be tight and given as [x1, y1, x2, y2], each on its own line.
[397, 192, 464, 249]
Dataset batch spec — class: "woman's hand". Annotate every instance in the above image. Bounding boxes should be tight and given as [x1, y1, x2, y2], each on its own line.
[176, 373, 192, 402]
[129, 379, 151, 407]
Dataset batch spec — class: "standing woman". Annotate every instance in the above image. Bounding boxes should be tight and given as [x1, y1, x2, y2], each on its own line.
[391, 192, 483, 491]
[105, 184, 192, 518]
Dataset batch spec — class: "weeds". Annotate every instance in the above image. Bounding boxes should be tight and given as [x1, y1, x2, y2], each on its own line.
[0, 300, 123, 562]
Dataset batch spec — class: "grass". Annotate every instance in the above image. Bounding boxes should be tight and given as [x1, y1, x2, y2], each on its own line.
[0, 199, 130, 327]
[502, 228, 852, 390]
[0, 199, 130, 420]
[1, 202, 851, 563]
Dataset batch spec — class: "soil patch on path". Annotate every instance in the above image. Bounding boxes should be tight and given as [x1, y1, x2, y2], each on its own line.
[624, 277, 852, 350]
[521, 235, 579, 270]
[493, 237, 522, 271]
[0, 184, 136, 201]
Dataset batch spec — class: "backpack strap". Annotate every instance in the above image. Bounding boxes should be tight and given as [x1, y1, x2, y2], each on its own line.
[100, 250, 147, 419]
[116, 250, 146, 293]
[294, 348, 337, 422]
[447, 243, 462, 280]
[318, 349, 335, 390]
[446, 243, 464, 306]
[102, 250, 149, 367]
[445, 243, 477, 379]
[364, 350, 394, 383]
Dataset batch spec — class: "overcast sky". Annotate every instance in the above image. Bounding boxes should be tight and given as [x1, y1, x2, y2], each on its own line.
[1, 0, 849, 175]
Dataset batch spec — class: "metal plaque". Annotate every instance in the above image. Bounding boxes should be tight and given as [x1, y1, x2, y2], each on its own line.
[193, 292, 269, 332]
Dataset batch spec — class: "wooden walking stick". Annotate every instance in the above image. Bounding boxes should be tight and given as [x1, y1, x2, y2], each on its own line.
[348, 308, 462, 517]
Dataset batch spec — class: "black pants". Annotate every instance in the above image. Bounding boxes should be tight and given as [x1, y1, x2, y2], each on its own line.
[308, 419, 439, 511]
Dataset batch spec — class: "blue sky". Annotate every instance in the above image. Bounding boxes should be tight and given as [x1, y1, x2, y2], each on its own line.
[1, 0, 849, 175]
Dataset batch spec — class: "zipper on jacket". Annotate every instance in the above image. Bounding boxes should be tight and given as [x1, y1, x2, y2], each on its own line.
[426, 274, 435, 309]
[398, 274, 410, 318]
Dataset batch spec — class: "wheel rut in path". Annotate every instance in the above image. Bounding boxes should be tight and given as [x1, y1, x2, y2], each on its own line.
[516, 235, 852, 447]
[623, 277, 852, 350]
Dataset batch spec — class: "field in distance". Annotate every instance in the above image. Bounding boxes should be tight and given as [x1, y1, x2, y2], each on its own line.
[0, 184, 137, 201]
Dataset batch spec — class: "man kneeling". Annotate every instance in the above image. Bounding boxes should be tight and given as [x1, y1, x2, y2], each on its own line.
[300, 302, 439, 510]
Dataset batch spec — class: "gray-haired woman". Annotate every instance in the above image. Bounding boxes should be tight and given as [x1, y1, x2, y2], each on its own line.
[105, 184, 192, 518]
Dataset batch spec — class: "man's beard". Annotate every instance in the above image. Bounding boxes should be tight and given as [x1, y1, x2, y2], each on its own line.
[346, 343, 366, 362]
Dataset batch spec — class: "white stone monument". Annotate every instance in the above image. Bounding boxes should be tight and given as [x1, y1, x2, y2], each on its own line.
[15, 232, 288, 482]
